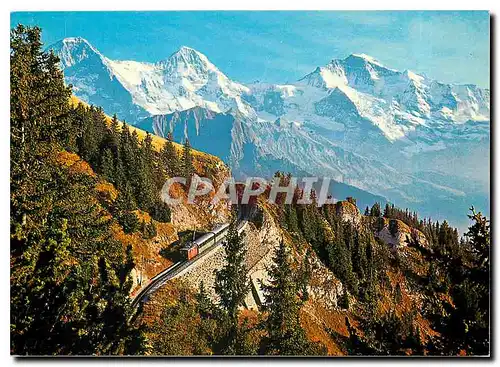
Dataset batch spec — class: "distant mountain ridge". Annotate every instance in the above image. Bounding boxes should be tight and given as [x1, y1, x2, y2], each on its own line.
[48, 37, 490, 230]
[49, 38, 489, 133]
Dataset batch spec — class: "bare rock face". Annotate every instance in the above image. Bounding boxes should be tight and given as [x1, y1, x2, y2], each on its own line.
[243, 206, 347, 311]
[333, 200, 430, 250]
[373, 217, 429, 249]
[308, 255, 344, 309]
[334, 201, 362, 225]
[241, 209, 283, 310]
[130, 268, 142, 293]
[131, 156, 231, 296]
[169, 175, 232, 232]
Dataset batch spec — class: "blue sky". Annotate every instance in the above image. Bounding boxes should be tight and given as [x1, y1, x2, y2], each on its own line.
[11, 11, 490, 87]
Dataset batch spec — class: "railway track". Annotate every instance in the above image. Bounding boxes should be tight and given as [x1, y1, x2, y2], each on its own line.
[131, 220, 248, 308]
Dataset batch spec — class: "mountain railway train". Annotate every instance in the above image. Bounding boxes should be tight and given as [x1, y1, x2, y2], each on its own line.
[180, 223, 230, 260]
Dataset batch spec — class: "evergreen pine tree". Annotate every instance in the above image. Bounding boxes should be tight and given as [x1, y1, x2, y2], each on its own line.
[384, 203, 391, 217]
[100, 148, 115, 183]
[10, 25, 145, 355]
[339, 288, 350, 310]
[196, 281, 214, 318]
[181, 138, 194, 180]
[298, 248, 312, 302]
[214, 215, 249, 354]
[261, 240, 323, 355]
[11, 24, 72, 228]
[160, 131, 180, 177]
[370, 202, 381, 217]
[135, 132, 156, 211]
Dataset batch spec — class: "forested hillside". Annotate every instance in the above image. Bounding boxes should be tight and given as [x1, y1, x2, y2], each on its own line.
[258, 182, 490, 355]
[10, 24, 210, 355]
[11, 25, 145, 354]
[10, 24, 490, 356]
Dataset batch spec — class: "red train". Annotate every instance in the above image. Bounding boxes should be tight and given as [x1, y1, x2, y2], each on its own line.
[180, 241, 199, 260]
[179, 223, 230, 261]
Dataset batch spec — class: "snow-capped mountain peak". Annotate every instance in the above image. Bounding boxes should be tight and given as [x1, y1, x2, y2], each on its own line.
[52, 40, 253, 117]
[51, 37, 103, 69]
[50, 37, 489, 141]
[343, 53, 400, 74]
[166, 45, 212, 64]
[349, 53, 385, 66]
[159, 45, 218, 78]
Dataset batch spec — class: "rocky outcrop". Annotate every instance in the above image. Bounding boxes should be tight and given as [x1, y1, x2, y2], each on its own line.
[308, 255, 344, 309]
[163, 200, 348, 313]
[335, 200, 362, 225]
[334, 200, 430, 250]
[373, 217, 429, 249]
[169, 171, 232, 233]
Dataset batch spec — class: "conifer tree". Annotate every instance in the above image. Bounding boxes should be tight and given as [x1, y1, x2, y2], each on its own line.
[370, 202, 381, 217]
[214, 215, 249, 354]
[384, 203, 391, 217]
[327, 234, 358, 295]
[284, 205, 299, 233]
[261, 240, 323, 355]
[160, 131, 180, 177]
[119, 123, 133, 178]
[114, 157, 127, 191]
[10, 25, 144, 355]
[110, 114, 121, 140]
[339, 288, 350, 310]
[116, 181, 137, 212]
[196, 281, 214, 318]
[11, 24, 71, 228]
[103, 113, 121, 159]
[100, 148, 115, 183]
[136, 132, 156, 211]
[76, 107, 108, 167]
[181, 138, 194, 180]
[443, 207, 490, 355]
[298, 248, 312, 302]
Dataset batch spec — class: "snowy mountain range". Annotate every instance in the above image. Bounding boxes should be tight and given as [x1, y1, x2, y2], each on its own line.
[49, 37, 490, 229]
